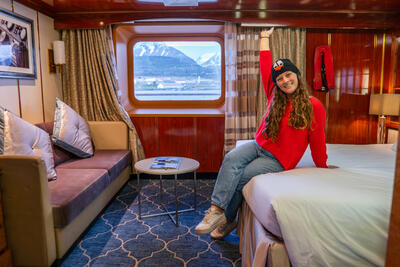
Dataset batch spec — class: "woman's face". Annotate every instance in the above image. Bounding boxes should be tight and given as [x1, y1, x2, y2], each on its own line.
[276, 71, 298, 95]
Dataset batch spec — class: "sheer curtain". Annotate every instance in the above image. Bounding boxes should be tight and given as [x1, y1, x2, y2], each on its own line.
[61, 28, 145, 164]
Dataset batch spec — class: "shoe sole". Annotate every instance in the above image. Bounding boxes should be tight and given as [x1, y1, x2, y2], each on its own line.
[210, 222, 237, 240]
[195, 216, 226, 234]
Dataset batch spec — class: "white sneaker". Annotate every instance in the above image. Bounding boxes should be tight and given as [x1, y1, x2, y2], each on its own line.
[195, 208, 227, 234]
[210, 220, 237, 240]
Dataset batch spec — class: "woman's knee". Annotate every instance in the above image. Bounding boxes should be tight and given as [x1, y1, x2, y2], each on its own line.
[223, 142, 256, 163]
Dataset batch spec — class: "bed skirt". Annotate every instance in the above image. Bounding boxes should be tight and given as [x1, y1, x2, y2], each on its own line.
[237, 201, 290, 267]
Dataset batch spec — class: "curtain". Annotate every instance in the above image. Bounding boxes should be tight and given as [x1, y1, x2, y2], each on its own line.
[256, 27, 306, 125]
[61, 28, 145, 164]
[224, 23, 260, 153]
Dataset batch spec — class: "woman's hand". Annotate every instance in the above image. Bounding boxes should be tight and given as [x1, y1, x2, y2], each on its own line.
[261, 27, 274, 38]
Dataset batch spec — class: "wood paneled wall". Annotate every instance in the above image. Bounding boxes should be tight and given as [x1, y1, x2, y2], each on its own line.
[131, 116, 224, 172]
[306, 29, 392, 144]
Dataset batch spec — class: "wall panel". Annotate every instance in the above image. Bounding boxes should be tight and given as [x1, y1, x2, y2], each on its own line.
[0, 0, 61, 124]
[13, 1, 44, 123]
[39, 12, 62, 122]
[306, 29, 385, 144]
[196, 117, 224, 172]
[131, 117, 158, 157]
[158, 117, 196, 158]
[132, 116, 224, 172]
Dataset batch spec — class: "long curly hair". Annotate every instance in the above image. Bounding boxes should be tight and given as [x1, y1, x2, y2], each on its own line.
[262, 76, 313, 142]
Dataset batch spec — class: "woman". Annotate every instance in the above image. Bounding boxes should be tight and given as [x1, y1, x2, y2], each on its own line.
[195, 28, 328, 239]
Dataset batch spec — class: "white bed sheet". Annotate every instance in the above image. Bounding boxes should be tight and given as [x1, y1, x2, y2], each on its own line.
[241, 143, 396, 267]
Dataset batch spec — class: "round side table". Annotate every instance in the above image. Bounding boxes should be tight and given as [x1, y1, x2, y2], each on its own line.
[134, 157, 200, 226]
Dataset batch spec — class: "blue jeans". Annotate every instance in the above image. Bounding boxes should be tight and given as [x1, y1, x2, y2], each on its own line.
[211, 140, 284, 221]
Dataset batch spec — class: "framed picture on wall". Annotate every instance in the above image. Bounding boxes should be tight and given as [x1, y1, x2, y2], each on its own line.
[0, 8, 36, 79]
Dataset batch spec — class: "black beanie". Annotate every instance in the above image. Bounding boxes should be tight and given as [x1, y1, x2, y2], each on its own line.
[271, 59, 300, 84]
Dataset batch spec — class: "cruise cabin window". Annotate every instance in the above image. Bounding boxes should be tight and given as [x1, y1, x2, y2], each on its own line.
[115, 22, 225, 109]
[133, 40, 222, 101]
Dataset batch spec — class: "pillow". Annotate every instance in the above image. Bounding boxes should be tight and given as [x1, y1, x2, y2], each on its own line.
[393, 140, 398, 152]
[0, 107, 57, 181]
[52, 98, 93, 158]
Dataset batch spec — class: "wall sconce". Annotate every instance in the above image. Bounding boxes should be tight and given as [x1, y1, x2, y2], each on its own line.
[48, 40, 65, 75]
[369, 93, 400, 144]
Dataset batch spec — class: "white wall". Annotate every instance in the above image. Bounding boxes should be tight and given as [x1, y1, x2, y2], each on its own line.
[0, 0, 61, 123]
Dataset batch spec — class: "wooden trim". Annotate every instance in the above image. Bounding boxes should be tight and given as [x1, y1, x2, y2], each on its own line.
[388, 33, 397, 93]
[386, 119, 400, 266]
[129, 108, 225, 117]
[380, 33, 386, 94]
[387, 121, 400, 130]
[16, 79, 22, 117]
[36, 11, 45, 122]
[55, 11, 400, 30]
[14, 0, 55, 17]
[128, 36, 225, 109]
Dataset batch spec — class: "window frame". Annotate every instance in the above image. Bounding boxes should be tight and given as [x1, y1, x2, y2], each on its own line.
[126, 22, 225, 109]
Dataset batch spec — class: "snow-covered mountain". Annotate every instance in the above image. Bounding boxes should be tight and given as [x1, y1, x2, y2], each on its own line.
[134, 42, 219, 78]
[134, 42, 197, 64]
[196, 53, 220, 67]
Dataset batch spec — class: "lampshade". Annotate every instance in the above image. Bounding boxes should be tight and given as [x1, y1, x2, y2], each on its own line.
[52, 40, 65, 65]
[369, 93, 400, 116]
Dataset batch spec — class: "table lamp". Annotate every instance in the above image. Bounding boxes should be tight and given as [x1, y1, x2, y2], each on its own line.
[369, 93, 400, 144]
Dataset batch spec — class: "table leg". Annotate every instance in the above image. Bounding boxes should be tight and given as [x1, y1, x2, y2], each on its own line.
[160, 174, 163, 204]
[175, 173, 178, 226]
[194, 171, 197, 211]
[137, 172, 141, 219]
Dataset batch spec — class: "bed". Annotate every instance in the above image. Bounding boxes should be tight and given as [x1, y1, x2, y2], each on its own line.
[236, 141, 397, 267]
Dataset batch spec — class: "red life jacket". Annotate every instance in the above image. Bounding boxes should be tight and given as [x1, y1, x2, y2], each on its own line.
[313, 45, 334, 91]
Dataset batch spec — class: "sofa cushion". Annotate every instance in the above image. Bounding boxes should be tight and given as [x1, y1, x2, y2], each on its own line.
[52, 98, 94, 158]
[49, 168, 110, 227]
[0, 107, 57, 181]
[57, 150, 132, 182]
[35, 121, 77, 166]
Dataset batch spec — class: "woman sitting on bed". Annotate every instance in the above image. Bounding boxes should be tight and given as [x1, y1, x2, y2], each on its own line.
[195, 27, 328, 239]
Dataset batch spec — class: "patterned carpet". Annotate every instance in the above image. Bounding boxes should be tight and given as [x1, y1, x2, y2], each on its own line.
[60, 178, 241, 266]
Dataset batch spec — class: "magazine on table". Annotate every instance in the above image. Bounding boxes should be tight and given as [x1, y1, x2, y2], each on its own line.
[150, 157, 182, 169]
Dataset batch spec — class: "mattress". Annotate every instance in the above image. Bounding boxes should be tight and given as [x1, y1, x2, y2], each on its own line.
[241, 143, 396, 266]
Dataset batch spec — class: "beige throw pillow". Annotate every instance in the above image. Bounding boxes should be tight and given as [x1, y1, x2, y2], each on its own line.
[0, 106, 57, 181]
[52, 98, 93, 158]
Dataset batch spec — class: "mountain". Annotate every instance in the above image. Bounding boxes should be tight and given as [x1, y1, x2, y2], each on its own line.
[196, 53, 220, 67]
[134, 42, 202, 77]
[134, 42, 197, 64]
[134, 42, 220, 78]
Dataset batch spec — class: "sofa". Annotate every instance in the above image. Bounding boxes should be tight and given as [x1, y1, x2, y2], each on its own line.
[0, 121, 132, 267]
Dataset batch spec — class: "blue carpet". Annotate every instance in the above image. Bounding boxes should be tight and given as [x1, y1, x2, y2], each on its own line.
[61, 178, 241, 266]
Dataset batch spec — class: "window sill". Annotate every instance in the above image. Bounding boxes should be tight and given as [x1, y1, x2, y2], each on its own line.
[129, 107, 225, 117]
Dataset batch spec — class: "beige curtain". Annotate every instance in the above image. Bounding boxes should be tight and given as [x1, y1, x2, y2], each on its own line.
[256, 27, 306, 125]
[61, 28, 145, 164]
[224, 24, 260, 153]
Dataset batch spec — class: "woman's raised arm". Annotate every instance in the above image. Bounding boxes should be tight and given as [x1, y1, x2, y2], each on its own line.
[260, 27, 275, 100]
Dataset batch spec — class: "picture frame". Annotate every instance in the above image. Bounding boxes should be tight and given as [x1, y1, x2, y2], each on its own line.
[0, 8, 36, 79]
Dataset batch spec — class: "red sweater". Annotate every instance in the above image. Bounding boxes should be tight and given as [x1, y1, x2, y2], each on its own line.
[255, 50, 328, 170]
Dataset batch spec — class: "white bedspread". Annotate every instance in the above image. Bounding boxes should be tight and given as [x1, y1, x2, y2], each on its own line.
[242, 144, 396, 267]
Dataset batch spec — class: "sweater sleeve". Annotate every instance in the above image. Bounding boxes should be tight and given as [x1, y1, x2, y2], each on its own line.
[260, 50, 275, 101]
[309, 97, 328, 168]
